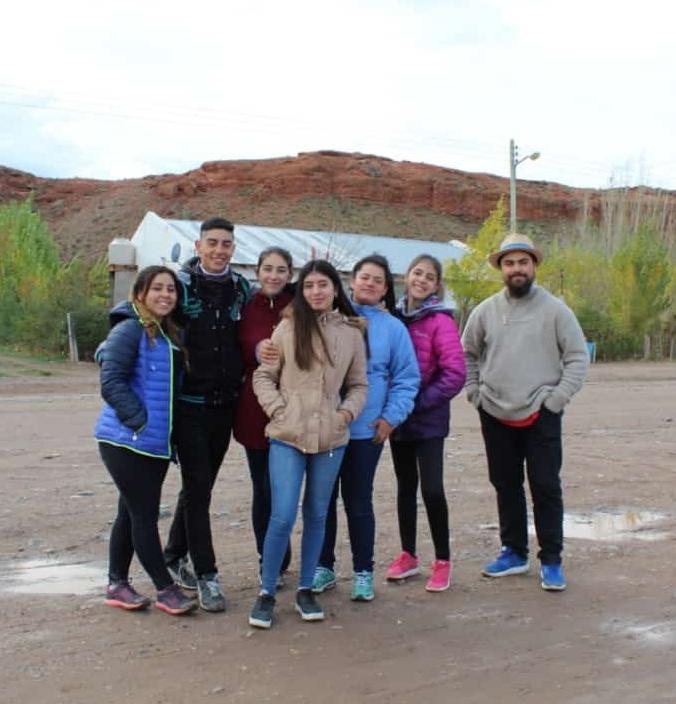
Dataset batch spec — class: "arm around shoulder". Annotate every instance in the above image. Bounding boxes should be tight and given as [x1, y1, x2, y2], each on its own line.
[252, 320, 287, 418]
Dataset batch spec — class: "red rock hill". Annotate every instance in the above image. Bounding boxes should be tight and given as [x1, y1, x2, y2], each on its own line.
[1, 151, 673, 260]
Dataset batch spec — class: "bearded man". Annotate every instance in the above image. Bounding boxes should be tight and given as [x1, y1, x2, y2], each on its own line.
[461, 233, 588, 591]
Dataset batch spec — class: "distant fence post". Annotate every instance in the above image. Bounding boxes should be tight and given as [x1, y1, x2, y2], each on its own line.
[67, 312, 79, 363]
[643, 334, 651, 360]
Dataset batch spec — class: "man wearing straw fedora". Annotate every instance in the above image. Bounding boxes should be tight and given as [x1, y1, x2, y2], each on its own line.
[461, 233, 588, 591]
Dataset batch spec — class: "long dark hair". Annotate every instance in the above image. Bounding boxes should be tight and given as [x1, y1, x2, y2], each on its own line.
[130, 265, 182, 347]
[292, 259, 357, 370]
[352, 254, 396, 314]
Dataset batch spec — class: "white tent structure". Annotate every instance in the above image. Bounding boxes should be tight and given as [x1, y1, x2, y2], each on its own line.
[130, 211, 467, 273]
[111, 211, 467, 303]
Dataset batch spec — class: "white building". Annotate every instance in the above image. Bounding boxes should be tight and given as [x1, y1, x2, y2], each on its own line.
[109, 211, 466, 304]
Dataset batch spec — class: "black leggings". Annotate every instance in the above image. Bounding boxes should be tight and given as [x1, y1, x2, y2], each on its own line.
[390, 437, 450, 561]
[246, 447, 291, 572]
[99, 443, 173, 590]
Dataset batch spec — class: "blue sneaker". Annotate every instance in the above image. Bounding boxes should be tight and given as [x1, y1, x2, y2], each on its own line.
[481, 546, 529, 577]
[540, 563, 567, 591]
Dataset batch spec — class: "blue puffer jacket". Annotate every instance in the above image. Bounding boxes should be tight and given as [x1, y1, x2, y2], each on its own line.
[94, 302, 176, 459]
[349, 304, 420, 440]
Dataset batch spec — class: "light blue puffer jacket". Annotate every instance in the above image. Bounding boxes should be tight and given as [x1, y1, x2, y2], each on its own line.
[349, 303, 420, 439]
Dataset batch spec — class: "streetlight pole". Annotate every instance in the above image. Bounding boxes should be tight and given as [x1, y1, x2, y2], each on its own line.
[509, 139, 540, 233]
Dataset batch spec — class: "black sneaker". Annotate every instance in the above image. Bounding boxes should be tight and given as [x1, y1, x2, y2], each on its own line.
[249, 593, 276, 629]
[295, 588, 324, 622]
[197, 572, 226, 612]
[167, 557, 198, 591]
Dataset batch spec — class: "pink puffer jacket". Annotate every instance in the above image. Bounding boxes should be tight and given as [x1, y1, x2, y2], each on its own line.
[393, 296, 466, 440]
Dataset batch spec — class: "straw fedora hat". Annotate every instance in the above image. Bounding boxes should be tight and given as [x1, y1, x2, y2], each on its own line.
[488, 233, 544, 269]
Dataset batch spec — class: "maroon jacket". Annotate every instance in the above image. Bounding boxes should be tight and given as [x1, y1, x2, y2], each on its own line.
[233, 288, 294, 449]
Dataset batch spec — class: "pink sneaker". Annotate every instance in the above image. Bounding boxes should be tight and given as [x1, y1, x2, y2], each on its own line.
[425, 559, 452, 592]
[386, 551, 420, 581]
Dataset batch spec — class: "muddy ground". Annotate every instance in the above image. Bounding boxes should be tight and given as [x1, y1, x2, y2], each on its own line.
[0, 355, 675, 703]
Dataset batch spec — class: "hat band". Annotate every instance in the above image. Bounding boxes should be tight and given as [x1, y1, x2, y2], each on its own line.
[500, 242, 535, 254]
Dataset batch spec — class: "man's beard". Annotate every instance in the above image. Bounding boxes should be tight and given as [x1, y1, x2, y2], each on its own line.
[506, 275, 534, 298]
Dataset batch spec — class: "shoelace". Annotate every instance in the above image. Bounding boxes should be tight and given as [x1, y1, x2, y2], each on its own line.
[205, 580, 221, 596]
[354, 572, 371, 587]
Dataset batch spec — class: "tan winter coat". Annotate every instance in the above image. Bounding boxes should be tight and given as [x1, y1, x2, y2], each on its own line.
[253, 310, 368, 454]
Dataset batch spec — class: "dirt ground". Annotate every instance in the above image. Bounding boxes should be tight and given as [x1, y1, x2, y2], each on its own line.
[0, 354, 675, 704]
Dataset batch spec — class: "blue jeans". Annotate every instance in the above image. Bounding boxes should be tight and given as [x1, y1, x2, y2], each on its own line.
[319, 439, 384, 572]
[261, 440, 346, 595]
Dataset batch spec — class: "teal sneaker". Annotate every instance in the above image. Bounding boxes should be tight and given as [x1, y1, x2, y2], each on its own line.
[311, 566, 337, 593]
[350, 570, 374, 602]
[540, 563, 567, 591]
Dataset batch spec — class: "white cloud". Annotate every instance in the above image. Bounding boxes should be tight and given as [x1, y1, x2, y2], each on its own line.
[0, 0, 674, 187]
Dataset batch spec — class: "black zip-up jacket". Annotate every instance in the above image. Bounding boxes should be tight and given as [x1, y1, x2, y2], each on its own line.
[176, 257, 251, 407]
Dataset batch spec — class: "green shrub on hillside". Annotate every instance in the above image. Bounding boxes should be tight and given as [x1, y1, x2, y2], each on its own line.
[0, 199, 109, 358]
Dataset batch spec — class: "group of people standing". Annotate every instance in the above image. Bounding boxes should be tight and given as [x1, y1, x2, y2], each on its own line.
[94, 218, 588, 627]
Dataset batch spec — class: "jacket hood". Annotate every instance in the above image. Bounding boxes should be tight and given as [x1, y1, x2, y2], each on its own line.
[108, 301, 138, 329]
[181, 256, 201, 275]
[396, 294, 455, 323]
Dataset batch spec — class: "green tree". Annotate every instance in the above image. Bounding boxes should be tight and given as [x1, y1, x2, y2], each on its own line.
[0, 199, 109, 357]
[445, 197, 505, 329]
[538, 242, 612, 317]
[608, 223, 672, 341]
[0, 199, 61, 342]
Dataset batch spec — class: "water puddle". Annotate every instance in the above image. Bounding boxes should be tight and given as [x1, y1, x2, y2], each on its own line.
[0, 559, 107, 595]
[530, 510, 670, 542]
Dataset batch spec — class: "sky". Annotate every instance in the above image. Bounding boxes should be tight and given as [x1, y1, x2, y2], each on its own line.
[1, 0, 674, 189]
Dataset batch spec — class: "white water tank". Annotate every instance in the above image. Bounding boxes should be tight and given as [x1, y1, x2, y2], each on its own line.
[108, 238, 136, 266]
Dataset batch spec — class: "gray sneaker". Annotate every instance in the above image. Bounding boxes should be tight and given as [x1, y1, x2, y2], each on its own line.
[167, 557, 198, 591]
[197, 572, 226, 612]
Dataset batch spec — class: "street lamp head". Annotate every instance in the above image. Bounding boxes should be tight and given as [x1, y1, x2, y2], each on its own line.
[529, 151, 541, 161]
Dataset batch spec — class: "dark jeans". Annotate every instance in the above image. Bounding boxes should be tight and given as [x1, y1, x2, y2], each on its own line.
[479, 407, 563, 565]
[319, 439, 384, 573]
[164, 402, 232, 576]
[245, 447, 291, 573]
[390, 437, 450, 561]
[99, 442, 173, 591]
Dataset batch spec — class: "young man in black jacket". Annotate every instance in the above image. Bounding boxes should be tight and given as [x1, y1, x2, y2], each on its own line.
[164, 217, 250, 612]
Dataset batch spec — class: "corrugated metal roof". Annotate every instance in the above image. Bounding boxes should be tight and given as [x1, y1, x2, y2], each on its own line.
[131, 211, 466, 274]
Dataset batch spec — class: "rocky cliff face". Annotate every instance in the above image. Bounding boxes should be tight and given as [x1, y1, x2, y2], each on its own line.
[1, 151, 673, 260]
